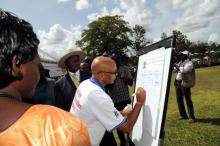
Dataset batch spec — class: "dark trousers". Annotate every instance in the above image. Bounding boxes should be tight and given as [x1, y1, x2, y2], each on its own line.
[100, 100, 135, 146]
[174, 80, 195, 119]
[100, 131, 135, 146]
[100, 132, 117, 146]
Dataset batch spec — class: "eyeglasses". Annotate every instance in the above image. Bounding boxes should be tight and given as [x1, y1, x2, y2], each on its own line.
[99, 71, 118, 76]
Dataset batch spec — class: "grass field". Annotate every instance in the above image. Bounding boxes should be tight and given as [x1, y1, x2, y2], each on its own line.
[164, 66, 220, 146]
[117, 66, 220, 146]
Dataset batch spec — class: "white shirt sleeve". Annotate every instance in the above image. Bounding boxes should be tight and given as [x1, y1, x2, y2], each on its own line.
[182, 61, 194, 73]
[88, 90, 126, 132]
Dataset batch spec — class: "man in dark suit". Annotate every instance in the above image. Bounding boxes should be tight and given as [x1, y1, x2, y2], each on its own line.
[54, 50, 86, 111]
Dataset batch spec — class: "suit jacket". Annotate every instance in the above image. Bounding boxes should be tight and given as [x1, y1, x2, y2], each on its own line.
[54, 71, 91, 111]
[54, 73, 78, 111]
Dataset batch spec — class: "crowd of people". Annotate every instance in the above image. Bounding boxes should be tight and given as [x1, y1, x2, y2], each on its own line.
[0, 8, 197, 146]
[0, 9, 146, 146]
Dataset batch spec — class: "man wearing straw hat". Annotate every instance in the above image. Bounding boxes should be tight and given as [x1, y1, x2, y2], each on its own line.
[54, 50, 86, 111]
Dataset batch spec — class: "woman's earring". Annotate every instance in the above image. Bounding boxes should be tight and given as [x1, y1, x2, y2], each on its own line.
[15, 72, 23, 80]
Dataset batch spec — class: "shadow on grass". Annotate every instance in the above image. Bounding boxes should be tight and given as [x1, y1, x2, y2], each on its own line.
[196, 118, 220, 126]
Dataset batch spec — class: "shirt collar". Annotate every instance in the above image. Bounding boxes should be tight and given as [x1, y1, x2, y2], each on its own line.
[89, 77, 105, 92]
[69, 70, 79, 78]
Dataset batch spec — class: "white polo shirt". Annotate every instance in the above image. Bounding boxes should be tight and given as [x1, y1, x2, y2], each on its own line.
[70, 78, 126, 146]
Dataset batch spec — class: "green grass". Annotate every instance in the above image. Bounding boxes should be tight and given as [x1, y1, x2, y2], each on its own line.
[115, 66, 220, 146]
[164, 66, 220, 146]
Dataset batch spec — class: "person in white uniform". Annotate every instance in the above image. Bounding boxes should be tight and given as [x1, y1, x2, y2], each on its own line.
[70, 56, 146, 146]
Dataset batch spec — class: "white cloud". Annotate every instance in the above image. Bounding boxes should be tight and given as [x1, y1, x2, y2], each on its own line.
[37, 24, 83, 60]
[151, 0, 220, 43]
[119, 0, 145, 10]
[57, 0, 71, 3]
[172, 0, 198, 9]
[99, 0, 108, 6]
[118, 0, 151, 27]
[86, 0, 152, 45]
[119, 0, 134, 10]
[87, 12, 99, 22]
[87, 7, 110, 22]
[156, 0, 173, 15]
[152, 0, 184, 41]
[87, 7, 120, 23]
[75, 0, 90, 11]
[173, 0, 220, 33]
[87, 0, 151, 28]
[111, 7, 122, 15]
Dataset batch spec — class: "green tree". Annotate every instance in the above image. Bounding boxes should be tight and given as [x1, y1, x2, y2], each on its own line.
[188, 42, 198, 57]
[129, 25, 149, 66]
[172, 30, 191, 52]
[195, 41, 209, 58]
[209, 42, 218, 51]
[76, 15, 132, 59]
[131, 25, 149, 52]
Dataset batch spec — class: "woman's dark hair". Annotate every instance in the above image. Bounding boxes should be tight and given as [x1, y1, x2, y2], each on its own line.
[0, 9, 39, 88]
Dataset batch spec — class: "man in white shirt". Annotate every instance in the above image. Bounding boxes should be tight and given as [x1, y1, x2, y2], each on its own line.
[174, 50, 196, 123]
[70, 56, 146, 146]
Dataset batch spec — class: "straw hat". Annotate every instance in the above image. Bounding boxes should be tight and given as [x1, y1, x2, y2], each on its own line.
[58, 50, 86, 68]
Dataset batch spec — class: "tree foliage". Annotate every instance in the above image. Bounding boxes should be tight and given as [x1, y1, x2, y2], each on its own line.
[191, 41, 209, 58]
[172, 30, 191, 52]
[129, 25, 149, 65]
[76, 15, 220, 66]
[131, 25, 149, 52]
[76, 15, 132, 59]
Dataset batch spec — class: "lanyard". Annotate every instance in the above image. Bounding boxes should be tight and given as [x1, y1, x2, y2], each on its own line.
[89, 77, 105, 92]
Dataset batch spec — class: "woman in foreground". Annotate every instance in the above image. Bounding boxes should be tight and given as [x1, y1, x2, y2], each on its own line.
[0, 9, 91, 146]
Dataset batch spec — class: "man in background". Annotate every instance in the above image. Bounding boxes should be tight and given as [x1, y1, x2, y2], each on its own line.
[174, 50, 196, 123]
[80, 56, 92, 82]
[54, 50, 85, 111]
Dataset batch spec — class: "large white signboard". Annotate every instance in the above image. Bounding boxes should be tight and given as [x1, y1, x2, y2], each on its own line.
[131, 47, 172, 146]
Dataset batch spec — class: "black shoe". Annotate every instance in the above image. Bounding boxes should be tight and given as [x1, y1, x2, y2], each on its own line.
[188, 118, 196, 123]
[178, 116, 188, 120]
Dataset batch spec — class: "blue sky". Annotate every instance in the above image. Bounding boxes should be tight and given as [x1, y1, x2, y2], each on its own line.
[1, 0, 220, 61]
